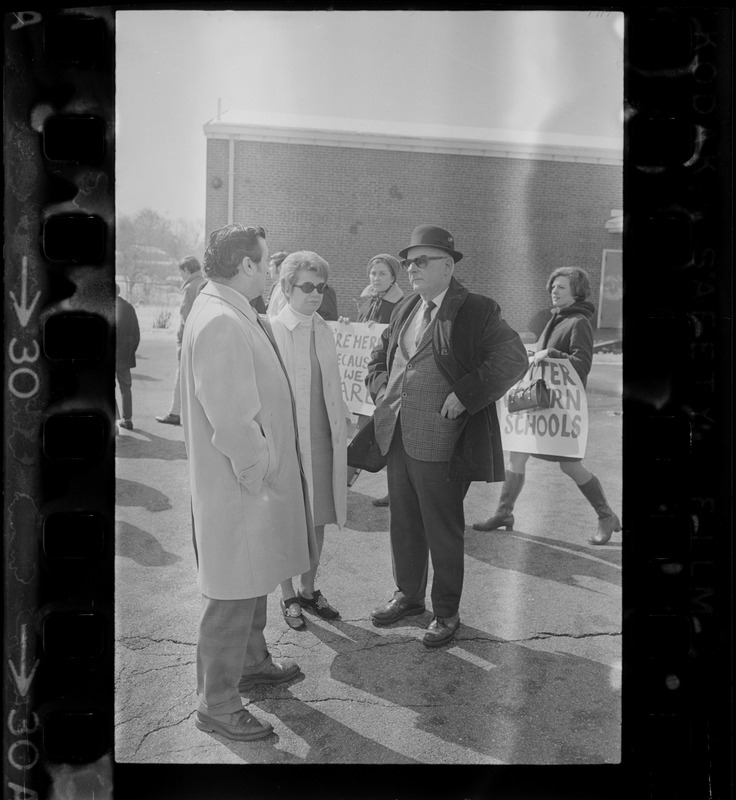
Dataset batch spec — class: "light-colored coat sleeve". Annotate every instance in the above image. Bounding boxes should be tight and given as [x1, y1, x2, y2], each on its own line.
[191, 313, 271, 495]
[270, 311, 348, 528]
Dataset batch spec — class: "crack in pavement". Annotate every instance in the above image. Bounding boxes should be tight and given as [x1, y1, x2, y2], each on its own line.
[491, 631, 622, 644]
[119, 635, 197, 650]
[129, 659, 197, 678]
[115, 708, 155, 728]
[131, 709, 197, 760]
[249, 694, 476, 710]
[262, 695, 394, 707]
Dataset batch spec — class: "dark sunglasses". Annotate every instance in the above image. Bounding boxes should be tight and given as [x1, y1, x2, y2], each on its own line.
[294, 281, 328, 295]
[400, 255, 447, 270]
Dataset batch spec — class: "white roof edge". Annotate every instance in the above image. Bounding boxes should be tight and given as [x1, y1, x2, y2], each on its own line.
[203, 113, 622, 165]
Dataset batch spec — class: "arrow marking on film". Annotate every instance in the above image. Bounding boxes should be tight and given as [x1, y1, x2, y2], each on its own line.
[8, 624, 39, 698]
[9, 257, 41, 328]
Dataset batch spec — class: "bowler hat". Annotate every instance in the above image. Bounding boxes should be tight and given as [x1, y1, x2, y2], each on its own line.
[398, 224, 463, 263]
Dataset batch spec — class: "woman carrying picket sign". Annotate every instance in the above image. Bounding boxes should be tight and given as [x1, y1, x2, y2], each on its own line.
[472, 267, 621, 545]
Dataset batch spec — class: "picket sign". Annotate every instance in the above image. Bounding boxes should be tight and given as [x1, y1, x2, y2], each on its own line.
[497, 357, 589, 458]
[328, 321, 388, 417]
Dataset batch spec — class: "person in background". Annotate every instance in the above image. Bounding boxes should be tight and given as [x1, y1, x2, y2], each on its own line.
[348, 253, 405, 503]
[366, 224, 528, 648]
[115, 283, 141, 432]
[316, 283, 339, 321]
[181, 224, 312, 742]
[270, 251, 348, 630]
[156, 256, 205, 426]
[356, 253, 404, 324]
[472, 267, 621, 546]
[265, 251, 290, 318]
[250, 293, 267, 314]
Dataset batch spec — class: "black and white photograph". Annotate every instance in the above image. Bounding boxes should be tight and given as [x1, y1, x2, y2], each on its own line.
[113, 8, 624, 765]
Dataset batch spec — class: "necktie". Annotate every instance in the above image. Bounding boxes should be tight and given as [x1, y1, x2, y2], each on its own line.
[414, 300, 436, 348]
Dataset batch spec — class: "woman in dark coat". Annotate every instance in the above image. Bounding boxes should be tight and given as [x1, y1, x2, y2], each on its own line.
[355, 254, 404, 324]
[348, 254, 404, 505]
[472, 267, 621, 545]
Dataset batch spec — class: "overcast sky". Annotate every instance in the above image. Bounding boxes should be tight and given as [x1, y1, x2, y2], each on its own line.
[116, 9, 624, 225]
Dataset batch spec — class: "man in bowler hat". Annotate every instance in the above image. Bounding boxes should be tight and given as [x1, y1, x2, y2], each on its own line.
[366, 224, 528, 647]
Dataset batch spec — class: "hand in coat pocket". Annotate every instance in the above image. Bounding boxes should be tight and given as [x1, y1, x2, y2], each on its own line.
[237, 459, 267, 496]
[237, 427, 277, 494]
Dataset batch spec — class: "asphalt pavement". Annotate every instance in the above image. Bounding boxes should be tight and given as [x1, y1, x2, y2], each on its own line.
[114, 319, 622, 765]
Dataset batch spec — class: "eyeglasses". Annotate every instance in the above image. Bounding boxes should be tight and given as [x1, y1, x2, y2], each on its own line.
[401, 255, 448, 270]
[294, 281, 328, 294]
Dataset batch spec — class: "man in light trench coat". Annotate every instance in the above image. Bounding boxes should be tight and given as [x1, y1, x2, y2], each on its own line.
[180, 223, 317, 741]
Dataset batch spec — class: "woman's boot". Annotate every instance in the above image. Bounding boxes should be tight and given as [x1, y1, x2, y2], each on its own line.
[577, 474, 621, 545]
[472, 471, 525, 531]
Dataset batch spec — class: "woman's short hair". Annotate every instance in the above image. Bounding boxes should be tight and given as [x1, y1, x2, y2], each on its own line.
[179, 256, 201, 274]
[203, 224, 266, 279]
[280, 251, 330, 291]
[546, 267, 591, 301]
[366, 253, 400, 281]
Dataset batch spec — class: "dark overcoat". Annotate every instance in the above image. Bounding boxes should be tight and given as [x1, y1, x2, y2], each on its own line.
[115, 295, 140, 369]
[537, 300, 595, 387]
[366, 277, 528, 482]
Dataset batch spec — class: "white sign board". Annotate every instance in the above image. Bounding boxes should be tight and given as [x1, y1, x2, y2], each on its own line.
[498, 357, 589, 458]
[328, 321, 388, 416]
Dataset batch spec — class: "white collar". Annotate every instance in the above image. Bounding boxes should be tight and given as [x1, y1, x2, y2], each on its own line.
[275, 303, 316, 331]
[421, 287, 448, 311]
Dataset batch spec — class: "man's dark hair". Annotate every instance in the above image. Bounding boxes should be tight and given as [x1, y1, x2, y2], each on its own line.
[203, 224, 266, 279]
[179, 256, 202, 274]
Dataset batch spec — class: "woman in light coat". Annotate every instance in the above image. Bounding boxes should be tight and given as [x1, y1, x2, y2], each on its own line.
[270, 251, 348, 629]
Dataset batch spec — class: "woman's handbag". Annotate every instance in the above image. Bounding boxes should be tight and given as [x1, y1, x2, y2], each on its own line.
[507, 362, 552, 414]
[347, 415, 387, 472]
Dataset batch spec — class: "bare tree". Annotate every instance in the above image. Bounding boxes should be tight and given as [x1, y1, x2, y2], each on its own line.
[116, 209, 204, 284]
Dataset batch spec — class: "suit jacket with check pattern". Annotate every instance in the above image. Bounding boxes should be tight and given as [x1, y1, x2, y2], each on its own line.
[366, 277, 528, 482]
[372, 304, 463, 462]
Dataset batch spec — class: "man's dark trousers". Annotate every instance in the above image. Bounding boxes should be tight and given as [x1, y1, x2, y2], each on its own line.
[116, 367, 133, 421]
[387, 420, 470, 618]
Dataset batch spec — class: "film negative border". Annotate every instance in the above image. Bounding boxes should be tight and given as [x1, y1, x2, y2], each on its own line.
[2, 6, 732, 800]
[623, 9, 731, 800]
[4, 8, 115, 799]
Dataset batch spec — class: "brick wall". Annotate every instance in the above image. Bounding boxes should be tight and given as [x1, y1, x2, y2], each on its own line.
[205, 138, 622, 333]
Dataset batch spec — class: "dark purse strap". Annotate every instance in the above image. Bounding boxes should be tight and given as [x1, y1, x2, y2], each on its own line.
[519, 359, 543, 385]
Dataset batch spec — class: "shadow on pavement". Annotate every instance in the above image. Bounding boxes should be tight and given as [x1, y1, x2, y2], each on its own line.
[131, 373, 161, 382]
[345, 491, 391, 533]
[211, 690, 421, 764]
[115, 520, 182, 567]
[465, 529, 621, 590]
[116, 477, 173, 512]
[116, 431, 187, 461]
[300, 618, 620, 764]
